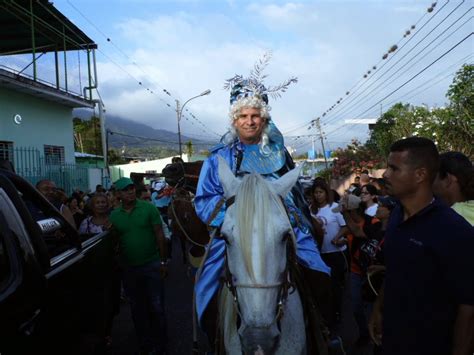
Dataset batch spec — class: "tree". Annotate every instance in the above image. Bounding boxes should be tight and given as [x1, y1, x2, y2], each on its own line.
[185, 141, 194, 158]
[444, 64, 474, 157]
[73, 116, 102, 155]
[447, 64, 474, 114]
[108, 149, 128, 165]
[366, 64, 474, 159]
[366, 103, 407, 157]
[331, 139, 385, 178]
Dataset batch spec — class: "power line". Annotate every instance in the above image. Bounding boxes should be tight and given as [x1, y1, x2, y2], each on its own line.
[323, 2, 471, 126]
[367, 53, 473, 116]
[351, 32, 472, 120]
[108, 130, 217, 147]
[64, 0, 221, 137]
[319, 0, 452, 126]
[322, 53, 473, 143]
[285, 0, 452, 135]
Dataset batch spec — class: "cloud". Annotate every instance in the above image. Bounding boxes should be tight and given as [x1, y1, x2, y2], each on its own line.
[86, 0, 463, 152]
[393, 5, 425, 14]
[246, 3, 319, 32]
[93, 9, 375, 150]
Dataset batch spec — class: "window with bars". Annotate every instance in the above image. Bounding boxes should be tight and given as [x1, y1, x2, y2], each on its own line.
[44, 145, 65, 164]
[0, 141, 14, 163]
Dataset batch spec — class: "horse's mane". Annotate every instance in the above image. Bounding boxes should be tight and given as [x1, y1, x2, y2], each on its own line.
[220, 173, 298, 345]
[220, 173, 293, 342]
[235, 173, 289, 282]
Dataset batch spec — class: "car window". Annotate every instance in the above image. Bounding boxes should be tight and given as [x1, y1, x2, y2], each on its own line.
[23, 197, 78, 258]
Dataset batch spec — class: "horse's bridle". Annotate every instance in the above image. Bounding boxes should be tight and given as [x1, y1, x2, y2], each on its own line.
[167, 161, 200, 193]
[222, 195, 296, 330]
[169, 187, 208, 248]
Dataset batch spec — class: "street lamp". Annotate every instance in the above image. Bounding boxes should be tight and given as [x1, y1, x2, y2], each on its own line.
[176, 89, 211, 157]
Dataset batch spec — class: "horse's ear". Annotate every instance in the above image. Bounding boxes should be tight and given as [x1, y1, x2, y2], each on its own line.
[270, 163, 303, 198]
[217, 156, 239, 198]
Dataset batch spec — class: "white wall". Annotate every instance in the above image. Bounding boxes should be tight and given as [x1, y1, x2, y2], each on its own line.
[110, 154, 190, 181]
[87, 168, 104, 192]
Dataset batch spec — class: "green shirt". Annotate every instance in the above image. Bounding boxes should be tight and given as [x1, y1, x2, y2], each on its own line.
[110, 199, 162, 266]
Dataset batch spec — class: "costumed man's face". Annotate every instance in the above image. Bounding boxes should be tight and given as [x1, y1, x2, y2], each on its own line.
[233, 107, 267, 144]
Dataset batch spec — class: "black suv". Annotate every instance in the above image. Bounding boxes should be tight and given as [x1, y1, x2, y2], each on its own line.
[0, 167, 117, 354]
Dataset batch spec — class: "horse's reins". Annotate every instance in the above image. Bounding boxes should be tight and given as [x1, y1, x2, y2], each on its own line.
[169, 188, 208, 248]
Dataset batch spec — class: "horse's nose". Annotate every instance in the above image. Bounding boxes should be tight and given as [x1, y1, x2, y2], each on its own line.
[239, 324, 280, 355]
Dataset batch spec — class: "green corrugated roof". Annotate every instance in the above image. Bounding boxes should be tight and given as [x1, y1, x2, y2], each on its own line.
[0, 0, 97, 55]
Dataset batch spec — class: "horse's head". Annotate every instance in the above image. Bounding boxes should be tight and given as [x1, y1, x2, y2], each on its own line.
[217, 156, 301, 354]
[162, 162, 184, 187]
[162, 161, 203, 189]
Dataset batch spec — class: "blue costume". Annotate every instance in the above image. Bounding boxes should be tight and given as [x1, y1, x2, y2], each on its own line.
[194, 124, 330, 325]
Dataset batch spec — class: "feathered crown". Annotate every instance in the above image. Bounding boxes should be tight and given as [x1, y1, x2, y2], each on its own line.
[224, 52, 298, 105]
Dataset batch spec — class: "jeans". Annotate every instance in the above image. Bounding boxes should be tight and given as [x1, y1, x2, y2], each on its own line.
[350, 272, 372, 340]
[122, 259, 167, 353]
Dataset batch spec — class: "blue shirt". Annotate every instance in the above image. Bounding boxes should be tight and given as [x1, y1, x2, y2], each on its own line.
[383, 198, 474, 355]
[193, 140, 330, 325]
[151, 191, 171, 208]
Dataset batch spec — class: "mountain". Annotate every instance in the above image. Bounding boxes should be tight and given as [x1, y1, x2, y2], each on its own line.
[73, 109, 216, 151]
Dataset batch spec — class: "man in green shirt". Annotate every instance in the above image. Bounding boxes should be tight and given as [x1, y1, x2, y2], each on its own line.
[110, 177, 168, 355]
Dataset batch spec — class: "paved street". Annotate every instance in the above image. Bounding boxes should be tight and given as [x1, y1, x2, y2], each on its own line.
[108, 237, 362, 355]
[110, 237, 209, 354]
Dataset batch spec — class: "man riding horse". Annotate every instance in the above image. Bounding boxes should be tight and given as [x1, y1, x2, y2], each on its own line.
[194, 56, 332, 352]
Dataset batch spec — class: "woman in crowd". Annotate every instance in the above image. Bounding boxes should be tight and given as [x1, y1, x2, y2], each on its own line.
[66, 196, 85, 229]
[360, 184, 378, 217]
[309, 179, 349, 334]
[78, 192, 120, 348]
[79, 192, 111, 235]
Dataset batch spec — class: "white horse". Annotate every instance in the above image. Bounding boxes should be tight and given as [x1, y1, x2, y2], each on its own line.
[217, 156, 306, 355]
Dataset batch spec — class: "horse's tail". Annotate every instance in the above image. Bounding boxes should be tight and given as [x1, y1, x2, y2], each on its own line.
[218, 286, 237, 351]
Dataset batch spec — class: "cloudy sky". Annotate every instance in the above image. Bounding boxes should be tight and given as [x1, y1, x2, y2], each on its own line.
[54, 0, 473, 153]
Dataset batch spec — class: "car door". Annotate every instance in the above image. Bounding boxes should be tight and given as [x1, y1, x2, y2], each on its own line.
[0, 178, 47, 354]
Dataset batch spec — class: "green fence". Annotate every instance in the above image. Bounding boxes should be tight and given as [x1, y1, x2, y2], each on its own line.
[13, 147, 89, 195]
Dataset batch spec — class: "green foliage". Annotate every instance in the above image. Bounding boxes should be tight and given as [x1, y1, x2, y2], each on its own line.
[447, 64, 474, 113]
[73, 116, 103, 155]
[366, 103, 408, 157]
[185, 141, 194, 157]
[316, 168, 332, 182]
[366, 64, 473, 159]
[108, 149, 128, 165]
[331, 139, 385, 178]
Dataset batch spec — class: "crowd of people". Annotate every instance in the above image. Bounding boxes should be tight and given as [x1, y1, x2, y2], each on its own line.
[31, 62, 473, 355]
[35, 177, 175, 354]
[191, 64, 473, 355]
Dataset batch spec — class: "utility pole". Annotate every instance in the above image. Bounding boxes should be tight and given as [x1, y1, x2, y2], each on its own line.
[315, 118, 329, 169]
[175, 99, 183, 157]
[175, 89, 211, 158]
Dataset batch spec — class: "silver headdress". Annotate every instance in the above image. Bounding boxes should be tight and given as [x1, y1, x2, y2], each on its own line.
[224, 52, 298, 105]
